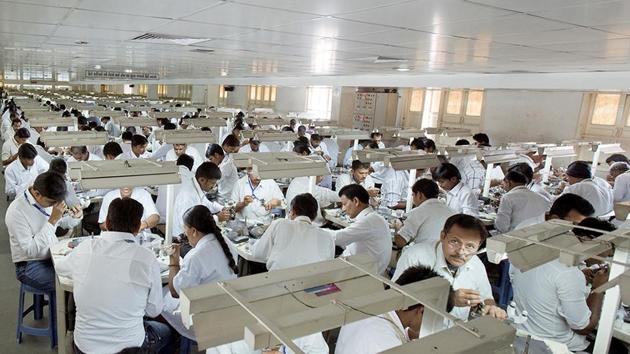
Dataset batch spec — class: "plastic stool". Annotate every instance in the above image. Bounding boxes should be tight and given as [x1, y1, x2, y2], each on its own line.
[16, 282, 57, 348]
[180, 336, 197, 354]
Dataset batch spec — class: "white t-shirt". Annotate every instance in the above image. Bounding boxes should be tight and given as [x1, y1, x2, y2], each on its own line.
[230, 176, 285, 221]
[285, 176, 339, 225]
[398, 199, 455, 244]
[495, 186, 549, 233]
[614, 171, 630, 203]
[335, 173, 375, 192]
[98, 188, 159, 225]
[335, 311, 408, 354]
[445, 181, 479, 216]
[562, 178, 613, 217]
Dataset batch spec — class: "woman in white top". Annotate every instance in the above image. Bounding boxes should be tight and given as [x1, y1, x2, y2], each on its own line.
[163, 205, 237, 339]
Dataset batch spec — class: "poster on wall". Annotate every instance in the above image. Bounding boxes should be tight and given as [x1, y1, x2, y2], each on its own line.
[352, 92, 376, 131]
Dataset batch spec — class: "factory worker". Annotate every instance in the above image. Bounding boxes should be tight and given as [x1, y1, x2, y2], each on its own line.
[342, 140, 370, 168]
[327, 184, 391, 274]
[163, 205, 237, 340]
[605, 153, 628, 166]
[336, 266, 448, 354]
[393, 214, 506, 323]
[370, 131, 386, 149]
[393, 179, 455, 249]
[611, 162, 630, 202]
[507, 163, 552, 205]
[561, 161, 613, 217]
[548, 194, 595, 223]
[5, 143, 49, 200]
[377, 166, 409, 209]
[494, 170, 549, 233]
[435, 163, 479, 216]
[450, 139, 486, 194]
[100, 116, 121, 138]
[309, 134, 331, 162]
[55, 198, 170, 353]
[335, 160, 379, 197]
[118, 134, 150, 159]
[206, 143, 239, 202]
[102, 141, 123, 160]
[173, 162, 230, 236]
[98, 187, 159, 231]
[2, 127, 30, 166]
[165, 143, 203, 171]
[239, 138, 270, 153]
[472, 133, 491, 147]
[231, 168, 284, 222]
[156, 154, 195, 223]
[285, 175, 340, 226]
[67, 145, 103, 162]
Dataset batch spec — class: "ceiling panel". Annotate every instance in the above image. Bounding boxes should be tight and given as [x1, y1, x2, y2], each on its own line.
[533, 1, 630, 27]
[75, 0, 222, 19]
[150, 21, 253, 40]
[466, 0, 615, 13]
[63, 9, 172, 32]
[271, 18, 394, 40]
[0, 20, 57, 37]
[493, 27, 626, 46]
[0, 2, 70, 23]
[232, 0, 411, 16]
[53, 26, 143, 41]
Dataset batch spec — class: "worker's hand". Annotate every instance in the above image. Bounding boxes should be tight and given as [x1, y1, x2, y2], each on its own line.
[582, 268, 595, 285]
[49, 201, 67, 225]
[217, 209, 231, 222]
[264, 199, 281, 211]
[243, 195, 254, 205]
[323, 154, 331, 161]
[169, 243, 181, 263]
[451, 289, 482, 307]
[68, 206, 83, 219]
[367, 187, 380, 198]
[391, 218, 403, 232]
[139, 220, 148, 230]
[482, 304, 507, 320]
[592, 267, 610, 289]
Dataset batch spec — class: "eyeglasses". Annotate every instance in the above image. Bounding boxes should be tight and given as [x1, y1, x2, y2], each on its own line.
[446, 237, 479, 254]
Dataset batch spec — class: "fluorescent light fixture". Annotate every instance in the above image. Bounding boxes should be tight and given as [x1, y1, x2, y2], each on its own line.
[180, 118, 227, 128]
[154, 130, 216, 144]
[40, 131, 108, 147]
[94, 65, 102, 70]
[150, 111, 182, 119]
[395, 66, 412, 72]
[28, 117, 76, 128]
[393, 128, 426, 139]
[317, 128, 370, 140]
[241, 130, 297, 142]
[68, 159, 180, 190]
[114, 117, 159, 127]
[124, 69, 133, 73]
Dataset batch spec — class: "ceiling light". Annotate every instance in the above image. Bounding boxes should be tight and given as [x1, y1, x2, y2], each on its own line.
[220, 71, 228, 77]
[124, 69, 133, 73]
[395, 66, 412, 72]
[94, 65, 102, 69]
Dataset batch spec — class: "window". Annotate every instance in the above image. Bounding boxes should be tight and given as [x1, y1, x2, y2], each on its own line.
[306, 86, 333, 120]
[446, 90, 463, 114]
[218, 85, 229, 105]
[591, 93, 620, 125]
[157, 84, 167, 97]
[57, 71, 70, 82]
[248, 85, 276, 107]
[409, 89, 425, 112]
[137, 84, 147, 96]
[178, 85, 192, 99]
[123, 84, 133, 95]
[465, 90, 484, 116]
[100, 84, 109, 93]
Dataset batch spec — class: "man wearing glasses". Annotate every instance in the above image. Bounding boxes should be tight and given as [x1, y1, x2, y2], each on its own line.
[392, 214, 507, 323]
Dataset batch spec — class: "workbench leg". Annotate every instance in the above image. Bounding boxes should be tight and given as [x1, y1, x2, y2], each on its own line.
[594, 248, 630, 353]
[55, 276, 67, 354]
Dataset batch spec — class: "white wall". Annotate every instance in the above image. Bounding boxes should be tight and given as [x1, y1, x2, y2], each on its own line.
[225, 85, 248, 107]
[274, 87, 307, 114]
[481, 90, 584, 145]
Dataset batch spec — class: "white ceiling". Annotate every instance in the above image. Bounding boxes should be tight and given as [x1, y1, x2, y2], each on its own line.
[1, 0, 630, 85]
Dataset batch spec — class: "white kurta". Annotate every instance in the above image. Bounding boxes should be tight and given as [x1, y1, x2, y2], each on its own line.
[445, 181, 479, 216]
[614, 171, 630, 203]
[98, 188, 159, 226]
[230, 176, 285, 222]
[495, 186, 549, 233]
[335, 173, 375, 192]
[398, 198, 455, 244]
[562, 178, 613, 217]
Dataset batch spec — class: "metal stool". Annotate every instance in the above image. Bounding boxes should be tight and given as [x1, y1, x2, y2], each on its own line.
[16, 282, 57, 348]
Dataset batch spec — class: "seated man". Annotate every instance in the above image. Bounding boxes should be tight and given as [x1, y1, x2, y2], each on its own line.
[450, 139, 486, 193]
[562, 161, 613, 217]
[370, 131, 386, 149]
[98, 187, 159, 231]
[102, 141, 123, 160]
[239, 138, 270, 153]
[310, 134, 331, 162]
[56, 198, 171, 353]
[611, 162, 630, 202]
[342, 140, 369, 168]
[165, 143, 203, 171]
[231, 168, 285, 222]
[393, 214, 506, 322]
[118, 134, 150, 159]
[378, 166, 409, 210]
[5, 143, 49, 200]
[2, 127, 30, 166]
[335, 266, 448, 354]
[508, 163, 552, 204]
[67, 145, 103, 162]
[495, 170, 549, 233]
[156, 154, 195, 223]
[548, 193, 595, 223]
[606, 153, 628, 166]
[327, 185, 391, 275]
[6, 172, 82, 292]
[285, 175, 340, 226]
[435, 163, 479, 216]
[335, 160, 379, 197]
[393, 179, 455, 248]
[206, 144, 239, 202]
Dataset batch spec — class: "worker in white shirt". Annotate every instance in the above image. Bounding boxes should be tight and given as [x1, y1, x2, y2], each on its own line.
[370, 131, 386, 149]
[251, 193, 333, 354]
[163, 205, 237, 340]
[100, 115, 122, 138]
[327, 184, 392, 274]
[5, 144, 49, 200]
[342, 139, 370, 168]
[507, 163, 552, 205]
[173, 162, 230, 236]
[450, 139, 486, 193]
[206, 144, 239, 202]
[393, 214, 506, 322]
[336, 266, 448, 354]
[561, 161, 613, 217]
[118, 134, 150, 159]
[605, 153, 628, 166]
[3, 117, 22, 141]
[164, 143, 203, 170]
[156, 154, 195, 223]
[310, 134, 331, 162]
[285, 175, 340, 225]
[102, 141, 123, 160]
[548, 193, 595, 223]
[297, 125, 310, 140]
[239, 138, 270, 153]
[610, 162, 630, 203]
[98, 187, 159, 231]
[55, 198, 171, 353]
[2, 127, 30, 166]
[378, 167, 409, 209]
[28, 126, 44, 146]
[5, 172, 82, 292]
[335, 160, 379, 197]
[495, 170, 549, 233]
[393, 179, 455, 249]
[232, 168, 285, 222]
[67, 145, 103, 162]
[472, 133, 491, 147]
[221, 134, 241, 154]
[435, 163, 479, 216]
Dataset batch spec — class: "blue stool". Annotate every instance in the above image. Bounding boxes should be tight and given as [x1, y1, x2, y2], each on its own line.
[492, 259, 513, 308]
[180, 336, 197, 354]
[16, 282, 57, 348]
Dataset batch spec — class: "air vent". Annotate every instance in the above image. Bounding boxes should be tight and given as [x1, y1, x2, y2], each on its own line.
[189, 48, 214, 54]
[131, 33, 210, 46]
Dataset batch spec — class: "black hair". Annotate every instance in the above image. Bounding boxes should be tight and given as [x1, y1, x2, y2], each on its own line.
[33, 171, 67, 201]
[351, 160, 370, 170]
[296, 136, 309, 145]
[163, 122, 177, 130]
[338, 184, 370, 204]
[222, 134, 240, 147]
[103, 141, 123, 158]
[455, 139, 470, 146]
[125, 126, 137, 134]
[412, 178, 439, 199]
[504, 170, 528, 185]
[94, 126, 106, 132]
[573, 217, 616, 240]
[370, 132, 382, 139]
[550, 193, 595, 219]
[70, 146, 88, 155]
[106, 198, 144, 234]
[293, 143, 311, 155]
[395, 265, 448, 311]
[443, 214, 489, 243]
[18, 143, 37, 160]
[195, 161, 222, 180]
[610, 162, 629, 175]
[424, 139, 436, 151]
[606, 153, 628, 164]
[472, 133, 490, 146]
[281, 126, 293, 132]
[310, 133, 322, 142]
[14, 127, 30, 139]
[88, 121, 98, 129]
[507, 163, 533, 184]
[206, 143, 224, 159]
[367, 142, 380, 149]
[49, 158, 67, 175]
[131, 134, 148, 147]
[410, 138, 425, 150]
[77, 116, 88, 126]
[176, 153, 194, 171]
[435, 163, 461, 181]
[183, 205, 237, 273]
[290, 193, 319, 221]
[297, 125, 306, 132]
[121, 131, 133, 141]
